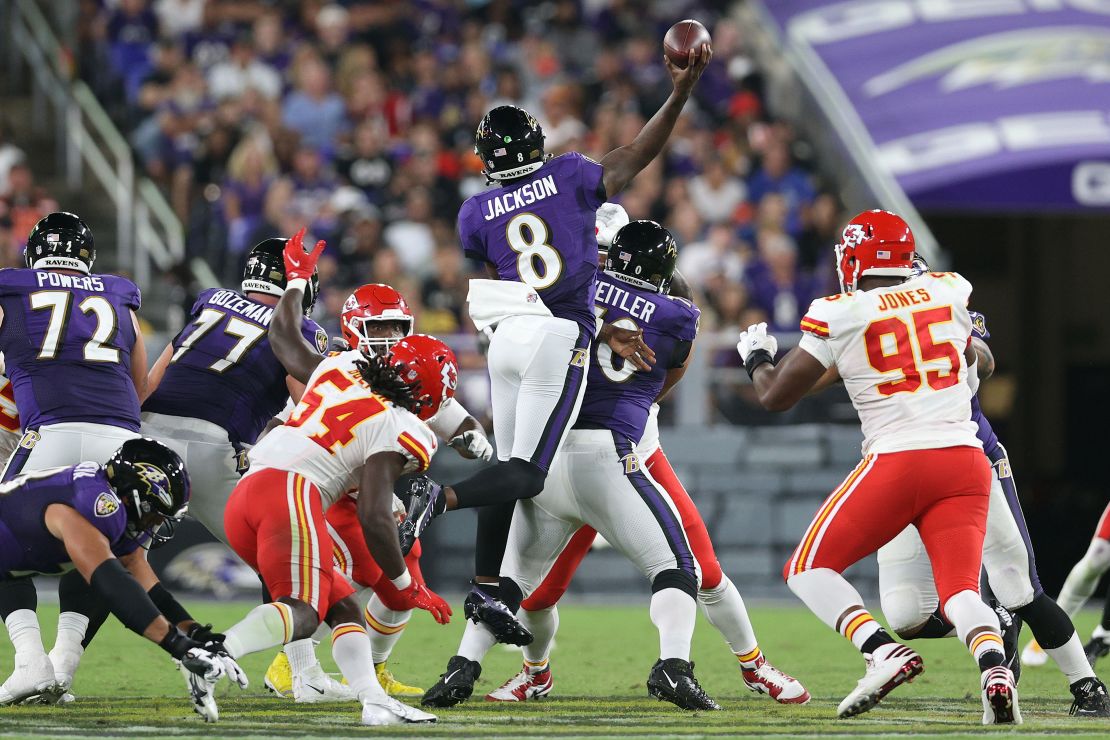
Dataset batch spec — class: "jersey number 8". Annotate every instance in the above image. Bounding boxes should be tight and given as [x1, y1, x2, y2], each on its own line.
[506, 213, 563, 290]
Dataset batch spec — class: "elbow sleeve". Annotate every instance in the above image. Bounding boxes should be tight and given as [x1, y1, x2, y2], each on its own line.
[89, 559, 161, 636]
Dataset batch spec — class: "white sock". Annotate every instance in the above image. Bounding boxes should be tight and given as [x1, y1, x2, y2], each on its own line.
[943, 590, 1004, 668]
[521, 606, 559, 667]
[787, 569, 883, 651]
[4, 610, 46, 659]
[331, 623, 384, 702]
[283, 637, 320, 678]
[649, 588, 696, 661]
[1056, 539, 1110, 616]
[224, 602, 295, 659]
[50, 611, 89, 683]
[1046, 632, 1096, 683]
[698, 576, 759, 657]
[457, 619, 497, 664]
[365, 595, 411, 664]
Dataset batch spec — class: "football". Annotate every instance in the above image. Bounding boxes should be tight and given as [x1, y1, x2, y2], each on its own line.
[663, 19, 712, 69]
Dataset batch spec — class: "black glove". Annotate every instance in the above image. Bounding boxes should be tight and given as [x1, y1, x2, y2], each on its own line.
[159, 627, 202, 660]
[186, 622, 226, 646]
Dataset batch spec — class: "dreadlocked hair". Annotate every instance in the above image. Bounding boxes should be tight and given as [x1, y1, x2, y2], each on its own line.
[354, 352, 423, 416]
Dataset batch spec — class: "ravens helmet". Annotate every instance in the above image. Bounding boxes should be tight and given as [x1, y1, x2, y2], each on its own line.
[25, 212, 96, 273]
[242, 237, 320, 314]
[605, 220, 679, 294]
[475, 105, 547, 182]
[106, 438, 190, 548]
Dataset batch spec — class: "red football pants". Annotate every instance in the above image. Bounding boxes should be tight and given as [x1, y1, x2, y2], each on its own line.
[325, 494, 425, 611]
[521, 446, 724, 611]
[784, 446, 991, 606]
[225, 467, 354, 619]
[1095, 500, 1110, 541]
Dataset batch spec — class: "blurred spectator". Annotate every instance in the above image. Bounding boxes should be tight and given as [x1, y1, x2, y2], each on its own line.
[0, 120, 25, 197]
[0, 163, 58, 264]
[336, 121, 393, 205]
[154, 0, 205, 39]
[383, 188, 436, 276]
[798, 191, 844, 269]
[314, 5, 352, 71]
[223, 135, 278, 255]
[281, 54, 346, 150]
[745, 232, 821, 333]
[252, 11, 292, 74]
[106, 0, 159, 99]
[678, 223, 747, 291]
[688, 160, 746, 225]
[266, 145, 339, 238]
[747, 141, 815, 237]
[207, 34, 282, 102]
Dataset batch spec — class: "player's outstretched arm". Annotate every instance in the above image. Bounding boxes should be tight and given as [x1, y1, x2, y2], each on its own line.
[143, 343, 174, 402]
[972, 337, 995, 380]
[130, 311, 149, 401]
[271, 229, 325, 383]
[357, 452, 452, 623]
[750, 347, 828, 411]
[598, 323, 656, 371]
[118, 549, 226, 645]
[599, 43, 711, 197]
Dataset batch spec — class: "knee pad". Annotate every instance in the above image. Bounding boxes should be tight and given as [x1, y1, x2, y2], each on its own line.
[503, 458, 547, 500]
[984, 563, 1036, 611]
[881, 584, 936, 638]
[652, 568, 697, 599]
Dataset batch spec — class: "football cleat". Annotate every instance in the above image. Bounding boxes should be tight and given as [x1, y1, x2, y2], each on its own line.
[421, 655, 481, 708]
[1084, 631, 1110, 668]
[0, 654, 61, 706]
[992, 601, 1022, 685]
[264, 651, 294, 698]
[464, 585, 533, 646]
[361, 695, 436, 725]
[1021, 638, 1048, 667]
[178, 659, 219, 722]
[837, 643, 923, 718]
[398, 476, 445, 555]
[646, 658, 720, 711]
[1070, 676, 1110, 717]
[981, 665, 1022, 725]
[741, 655, 810, 704]
[293, 664, 355, 703]
[486, 664, 553, 702]
[376, 662, 424, 697]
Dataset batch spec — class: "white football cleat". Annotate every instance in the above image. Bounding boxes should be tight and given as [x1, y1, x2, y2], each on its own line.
[0, 654, 61, 706]
[742, 656, 810, 704]
[837, 643, 924, 718]
[47, 646, 82, 704]
[178, 660, 219, 723]
[486, 664, 554, 702]
[292, 665, 355, 703]
[1021, 639, 1048, 667]
[361, 695, 437, 725]
[981, 665, 1022, 725]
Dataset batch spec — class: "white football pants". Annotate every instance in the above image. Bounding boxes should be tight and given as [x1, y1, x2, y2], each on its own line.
[2, 421, 140, 480]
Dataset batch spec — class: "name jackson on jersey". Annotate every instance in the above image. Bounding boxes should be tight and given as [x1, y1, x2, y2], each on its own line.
[480, 175, 559, 221]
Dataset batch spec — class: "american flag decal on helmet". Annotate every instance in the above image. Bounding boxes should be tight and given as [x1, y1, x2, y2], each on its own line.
[877, 250, 891, 259]
[494, 148, 507, 157]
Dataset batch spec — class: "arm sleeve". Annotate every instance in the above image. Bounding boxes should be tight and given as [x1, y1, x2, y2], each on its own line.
[798, 333, 834, 369]
[425, 397, 471, 441]
[797, 298, 836, 369]
[387, 412, 438, 474]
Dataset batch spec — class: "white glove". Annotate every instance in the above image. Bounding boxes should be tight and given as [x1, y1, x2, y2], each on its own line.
[181, 647, 249, 689]
[736, 322, 778, 364]
[449, 430, 494, 461]
[595, 203, 630, 248]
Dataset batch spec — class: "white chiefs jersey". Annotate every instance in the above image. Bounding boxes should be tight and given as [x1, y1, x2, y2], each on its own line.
[0, 374, 22, 461]
[798, 272, 980, 456]
[247, 351, 437, 508]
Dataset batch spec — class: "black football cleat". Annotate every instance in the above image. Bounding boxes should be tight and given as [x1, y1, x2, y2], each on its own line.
[646, 658, 721, 711]
[464, 585, 533, 646]
[421, 656, 481, 708]
[1070, 676, 1110, 717]
[992, 601, 1022, 685]
[1084, 635, 1110, 668]
[398, 476, 445, 555]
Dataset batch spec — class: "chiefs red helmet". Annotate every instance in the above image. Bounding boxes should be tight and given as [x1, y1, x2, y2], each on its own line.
[387, 334, 458, 421]
[835, 210, 915, 293]
[341, 283, 414, 354]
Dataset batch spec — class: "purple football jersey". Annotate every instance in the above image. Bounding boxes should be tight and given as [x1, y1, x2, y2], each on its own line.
[0, 269, 141, 431]
[575, 274, 700, 442]
[143, 288, 327, 447]
[457, 152, 606, 335]
[0, 462, 135, 576]
[968, 310, 1000, 456]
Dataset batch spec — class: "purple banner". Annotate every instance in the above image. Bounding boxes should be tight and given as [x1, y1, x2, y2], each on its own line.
[759, 1, 1110, 211]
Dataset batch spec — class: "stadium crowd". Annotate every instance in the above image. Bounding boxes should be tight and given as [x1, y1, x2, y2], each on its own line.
[69, 0, 844, 343]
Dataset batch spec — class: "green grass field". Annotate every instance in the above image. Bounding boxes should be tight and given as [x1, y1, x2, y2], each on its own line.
[1, 600, 1107, 738]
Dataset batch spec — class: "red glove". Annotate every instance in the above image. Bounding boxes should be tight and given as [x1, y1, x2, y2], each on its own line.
[398, 582, 453, 624]
[283, 227, 326, 282]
